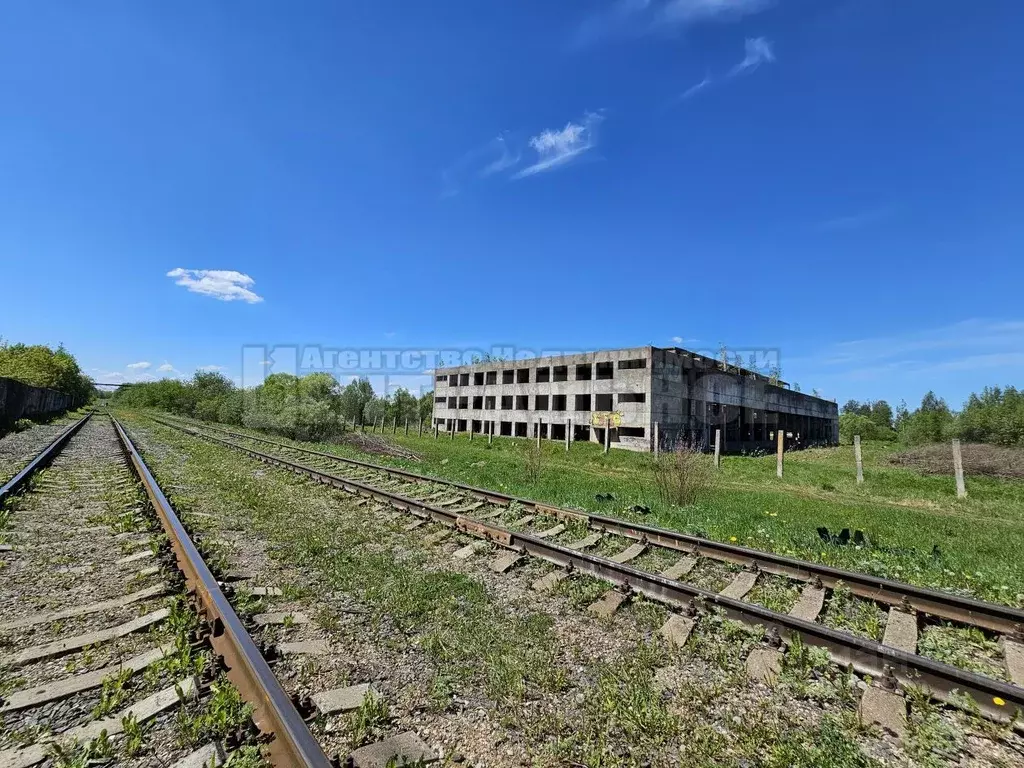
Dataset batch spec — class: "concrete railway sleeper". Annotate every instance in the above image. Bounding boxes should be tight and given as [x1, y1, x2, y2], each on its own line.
[0, 413, 331, 768]
[153, 414, 1024, 733]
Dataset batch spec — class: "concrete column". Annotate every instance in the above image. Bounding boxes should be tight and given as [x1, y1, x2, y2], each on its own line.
[854, 435, 864, 484]
[953, 439, 967, 498]
[776, 430, 784, 478]
[714, 429, 721, 469]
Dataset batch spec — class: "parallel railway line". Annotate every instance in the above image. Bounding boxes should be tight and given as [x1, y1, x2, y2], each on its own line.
[152, 415, 1024, 729]
[0, 413, 332, 767]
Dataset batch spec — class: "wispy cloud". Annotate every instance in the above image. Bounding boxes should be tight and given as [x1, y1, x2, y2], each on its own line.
[513, 112, 604, 179]
[729, 36, 775, 75]
[126, 361, 151, 370]
[156, 362, 175, 372]
[675, 37, 775, 104]
[785, 319, 1024, 400]
[166, 269, 263, 303]
[573, 0, 772, 47]
[680, 73, 713, 100]
[817, 205, 895, 232]
[197, 364, 226, 372]
[442, 135, 521, 197]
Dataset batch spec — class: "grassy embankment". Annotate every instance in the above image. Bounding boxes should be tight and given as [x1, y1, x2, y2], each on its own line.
[161, 415, 1024, 607]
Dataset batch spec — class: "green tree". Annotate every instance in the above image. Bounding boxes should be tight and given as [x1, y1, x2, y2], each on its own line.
[339, 378, 375, 424]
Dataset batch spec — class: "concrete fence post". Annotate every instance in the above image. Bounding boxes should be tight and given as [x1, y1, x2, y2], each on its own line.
[405, 418, 409, 436]
[654, 422, 660, 458]
[450, 420, 455, 440]
[714, 429, 722, 469]
[433, 423, 438, 440]
[469, 422, 474, 441]
[604, 419, 611, 454]
[392, 417, 397, 435]
[776, 430, 784, 478]
[565, 418, 571, 452]
[952, 439, 967, 498]
[488, 421, 493, 445]
[418, 419, 423, 437]
[536, 420, 541, 449]
[854, 435, 864, 484]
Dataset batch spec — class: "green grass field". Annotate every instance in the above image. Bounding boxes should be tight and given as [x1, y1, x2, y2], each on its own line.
[159, 415, 1024, 607]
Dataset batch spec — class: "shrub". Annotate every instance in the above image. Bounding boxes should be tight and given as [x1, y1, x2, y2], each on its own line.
[652, 442, 717, 506]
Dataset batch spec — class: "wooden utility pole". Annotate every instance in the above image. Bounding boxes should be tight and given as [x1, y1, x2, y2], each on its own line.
[776, 430, 784, 478]
[854, 435, 864, 484]
[714, 429, 722, 469]
[952, 439, 967, 498]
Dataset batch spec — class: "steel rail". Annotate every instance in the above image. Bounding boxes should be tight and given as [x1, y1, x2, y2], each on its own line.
[110, 416, 333, 768]
[157, 417, 1024, 724]
[0, 412, 93, 506]
[155, 416, 1024, 636]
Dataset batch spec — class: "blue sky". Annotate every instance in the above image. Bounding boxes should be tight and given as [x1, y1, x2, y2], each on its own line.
[2, 0, 1022, 409]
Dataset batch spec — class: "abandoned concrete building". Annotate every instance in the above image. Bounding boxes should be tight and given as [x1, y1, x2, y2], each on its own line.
[432, 346, 839, 452]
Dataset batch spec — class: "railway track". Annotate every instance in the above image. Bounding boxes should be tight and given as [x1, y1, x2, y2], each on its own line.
[0, 413, 332, 767]
[0, 415, 91, 497]
[152, 414, 1024, 733]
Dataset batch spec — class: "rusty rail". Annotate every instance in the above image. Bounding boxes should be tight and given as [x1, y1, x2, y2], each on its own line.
[153, 416, 1024, 724]
[155, 416, 1024, 635]
[110, 416, 332, 768]
[0, 412, 92, 506]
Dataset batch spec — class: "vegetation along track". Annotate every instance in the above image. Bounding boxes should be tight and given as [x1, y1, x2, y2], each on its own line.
[153, 414, 1024, 731]
[0, 412, 331, 768]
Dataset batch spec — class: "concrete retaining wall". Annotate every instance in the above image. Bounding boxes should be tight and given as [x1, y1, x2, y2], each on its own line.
[0, 377, 75, 426]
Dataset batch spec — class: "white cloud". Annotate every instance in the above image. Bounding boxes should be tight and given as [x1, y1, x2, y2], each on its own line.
[126, 361, 151, 370]
[730, 36, 775, 75]
[513, 112, 604, 179]
[680, 74, 713, 100]
[157, 362, 175, 372]
[197, 365, 226, 372]
[573, 0, 771, 47]
[166, 268, 263, 303]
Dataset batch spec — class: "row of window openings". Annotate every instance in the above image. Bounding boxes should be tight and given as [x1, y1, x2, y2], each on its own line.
[434, 419, 647, 439]
[435, 392, 646, 411]
[435, 358, 646, 387]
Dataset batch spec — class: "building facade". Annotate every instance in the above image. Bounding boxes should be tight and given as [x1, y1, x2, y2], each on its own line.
[432, 346, 838, 453]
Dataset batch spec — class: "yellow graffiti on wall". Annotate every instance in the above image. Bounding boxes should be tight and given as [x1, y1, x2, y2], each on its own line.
[590, 411, 622, 427]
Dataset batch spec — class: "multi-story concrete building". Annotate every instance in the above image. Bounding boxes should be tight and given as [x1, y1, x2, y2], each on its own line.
[431, 346, 838, 453]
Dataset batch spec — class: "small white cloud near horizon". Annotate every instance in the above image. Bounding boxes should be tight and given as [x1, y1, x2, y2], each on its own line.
[167, 269, 263, 303]
[126, 361, 151, 370]
[514, 112, 604, 179]
[197, 364, 227, 372]
[156, 362, 175, 372]
[730, 37, 775, 75]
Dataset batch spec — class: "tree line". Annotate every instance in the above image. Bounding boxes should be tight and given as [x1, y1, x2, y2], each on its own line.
[840, 386, 1024, 447]
[0, 341, 94, 404]
[111, 372, 434, 442]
